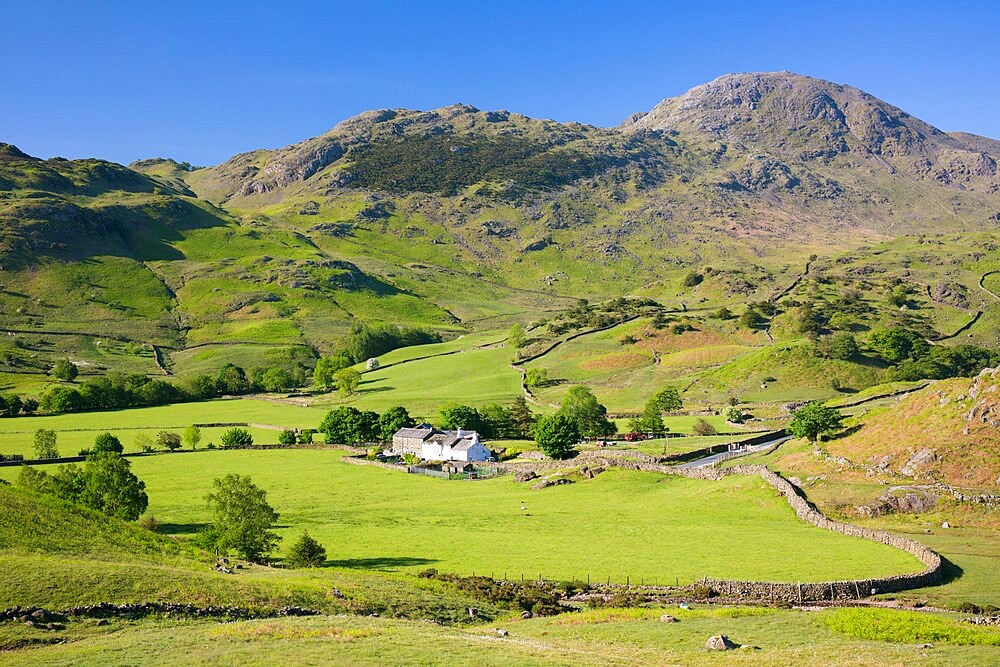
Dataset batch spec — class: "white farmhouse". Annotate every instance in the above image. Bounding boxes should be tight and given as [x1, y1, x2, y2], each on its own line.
[392, 426, 490, 462]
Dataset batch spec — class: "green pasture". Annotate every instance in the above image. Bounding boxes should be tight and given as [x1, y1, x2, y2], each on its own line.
[0, 399, 325, 458]
[48, 449, 928, 584]
[315, 346, 524, 415]
[3, 605, 998, 667]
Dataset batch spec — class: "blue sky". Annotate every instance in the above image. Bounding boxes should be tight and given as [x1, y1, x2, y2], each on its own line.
[4, 1, 999, 165]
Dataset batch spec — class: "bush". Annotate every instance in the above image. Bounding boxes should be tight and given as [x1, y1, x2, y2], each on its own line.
[691, 418, 717, 436]
[138, 514, 161, 533]
[220, 428, 253, 449]
[51, 358, 78, 382]
[278, 430, 297, 445]
[157, 431, 182, 451]
[285, 531, 327, 568]
[93, 433, 124, 454]
[296, 429, 315, 444]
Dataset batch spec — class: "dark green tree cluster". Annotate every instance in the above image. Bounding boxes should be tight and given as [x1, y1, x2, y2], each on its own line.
[319, 405, 415, 445]
[436, 398, 536, 439]
[0, 393, 38, 417]
[533, 413, 580, 460]
[340, 323, 440, 365]
[868, 326, 998, 381]
[18, 450, 149, 521]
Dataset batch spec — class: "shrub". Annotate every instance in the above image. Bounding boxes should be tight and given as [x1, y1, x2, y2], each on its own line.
[93, 433, 124, 454]
[157, 431, 182, 451]
[691, 418, 717, 436]
[285, 531, 328, 568]
[51, 358, 78, 382]
[296, 429, 315, 444]
[220, 428, 253, 449]
[278, 430, 297, 445]
[138, 514, 161, 533]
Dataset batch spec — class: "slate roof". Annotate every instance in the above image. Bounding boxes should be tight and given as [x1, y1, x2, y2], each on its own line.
[394, 427, 434, 440]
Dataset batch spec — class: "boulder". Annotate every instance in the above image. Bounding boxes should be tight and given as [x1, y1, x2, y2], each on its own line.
[705, 635, 739, 651]
[515, 470, 538, 483]
[659, 614, 679, 623]
[900, 448, 936, 477]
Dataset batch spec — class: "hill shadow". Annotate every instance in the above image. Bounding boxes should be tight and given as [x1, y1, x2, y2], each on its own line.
[325, 556, 437, 570]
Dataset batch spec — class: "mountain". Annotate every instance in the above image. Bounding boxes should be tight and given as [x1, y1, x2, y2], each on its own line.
[2, 72, 999, 380]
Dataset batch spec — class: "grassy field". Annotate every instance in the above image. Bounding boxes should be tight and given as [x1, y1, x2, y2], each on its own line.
[2, 605, 998, 666]
[0, 399, 326, 458]
[1, 449, 927, 584]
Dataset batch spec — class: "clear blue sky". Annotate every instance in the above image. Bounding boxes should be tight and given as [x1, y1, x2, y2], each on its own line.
[4, 1, 999, 166]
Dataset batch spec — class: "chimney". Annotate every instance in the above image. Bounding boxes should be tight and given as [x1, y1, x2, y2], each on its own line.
[457, 427, 462, 438]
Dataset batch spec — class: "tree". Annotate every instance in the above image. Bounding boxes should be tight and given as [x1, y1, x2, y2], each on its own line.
[365, 357, 380, 371]
[723, 406, 745, 423]
[534, 413, 580, 460]
[51, 358, 78, 382]
[358, 410, 381, 442]
[39, 386, 83, 413]
[524, 367, 549, 388]
[438, 403, 483, 432]
[260, 367, 294, 393]
[285, 531, 327, 568]
[559, 386, 615, 439]
[828, 332, 859, 360]
[215, 364, 251, 395]
[508, 323, 526, 350]
[314, 354, 352, 390]
[507, 396, 536, 438]
[739, 308, 765, 330]
[157, 431, 182, 452]
[788, 402, 844, 442]
[80, 452, 149, 521]
[650, 387, 682, 413]
[479, 403, 511, 439]
[33, 429, 58, 459]
[334, 367, 361, 396]
[691, 418, 717, 436]
[378, 406, 414, 442]
[278, 429, 297, 445]
[206, 474, 280, 562]
[868, 326, 930, 363]
[630, 402, 664, 434]
[134, 432, 154, 452]
[183, 425, 202, 450]
[93, 432, 124, 454]
[220, 428, 253, 449]
[319, 406, 365, 444]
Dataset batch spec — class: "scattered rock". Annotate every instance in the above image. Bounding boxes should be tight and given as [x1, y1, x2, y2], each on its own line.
[494, 628, 509, 637]
[941, 521, 951, 529]
[900, 448, 936, 477]
[919, 642, 934, 649]
[95, 619, 109, 627]
[659, 614, 678, 623]
[521, 611, 533, 619]
[706, 635, 739, 651]
[514, 470, 538, 483]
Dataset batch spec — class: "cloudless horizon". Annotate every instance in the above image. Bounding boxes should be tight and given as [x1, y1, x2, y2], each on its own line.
[5, 1, 1000, 166]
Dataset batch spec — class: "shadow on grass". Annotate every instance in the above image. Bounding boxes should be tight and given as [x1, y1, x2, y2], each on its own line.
[938, 555, 964, 586]
[159, 522, 211, 535]
[326, 556, 438, 570]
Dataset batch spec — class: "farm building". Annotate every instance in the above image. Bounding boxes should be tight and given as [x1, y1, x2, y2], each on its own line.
[391, 426, 490, 462]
